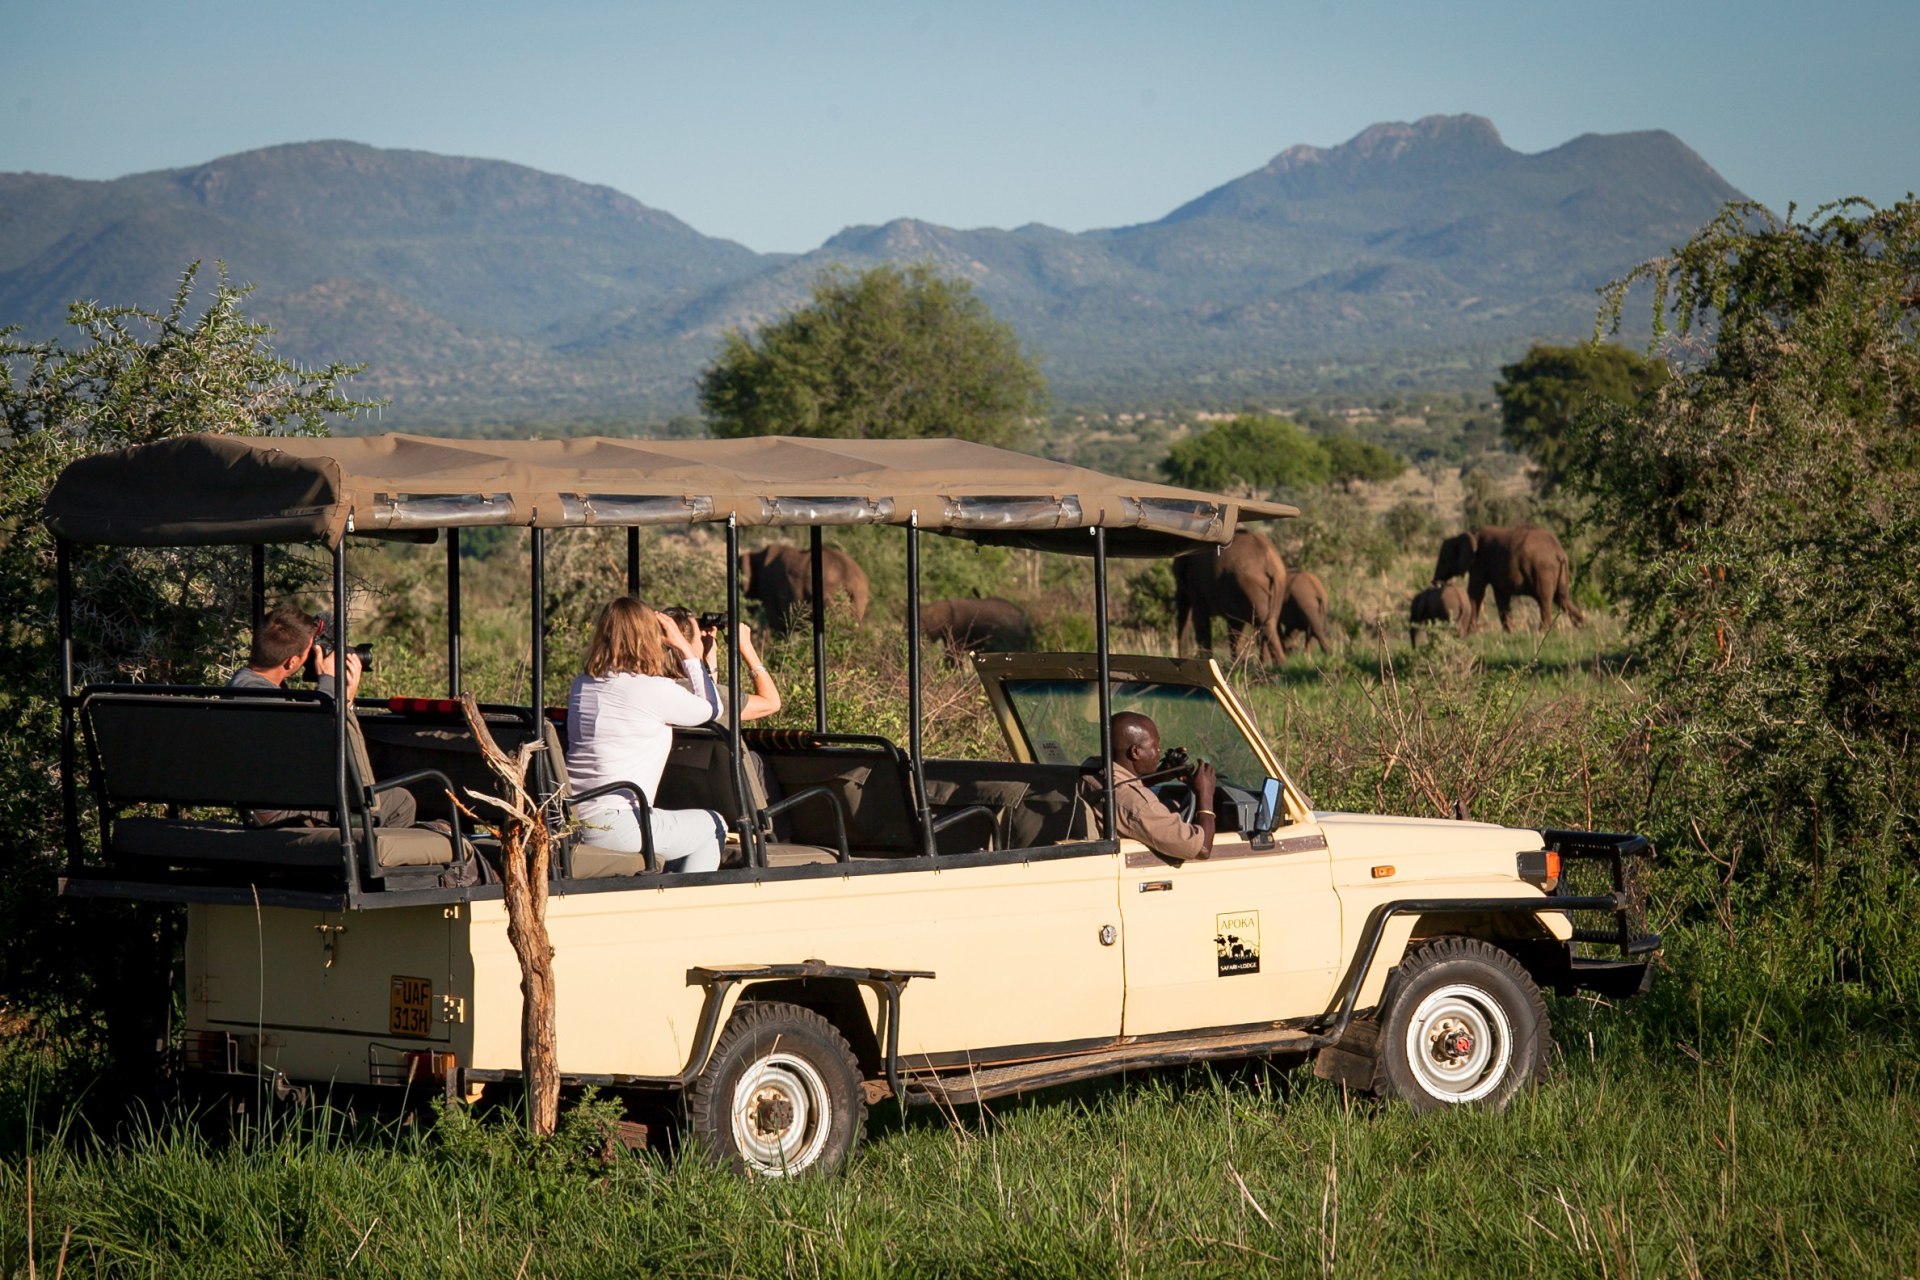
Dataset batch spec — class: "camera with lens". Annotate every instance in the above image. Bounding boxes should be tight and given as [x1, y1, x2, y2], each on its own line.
[697, 610, 727, 630]
[303, 615, 374, 682]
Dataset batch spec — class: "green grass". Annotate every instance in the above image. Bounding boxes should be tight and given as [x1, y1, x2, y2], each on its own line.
[3, 992, 1917, 1278]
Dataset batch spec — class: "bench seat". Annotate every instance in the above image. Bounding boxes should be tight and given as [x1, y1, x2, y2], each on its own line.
[111, 816, 455, 869]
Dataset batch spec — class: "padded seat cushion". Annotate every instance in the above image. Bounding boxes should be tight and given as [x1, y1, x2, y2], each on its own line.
[110, 817, 453, 869]
[570, 844, 649, 879]
[574, 841, 837, 877]
[764, 843, 841, 868]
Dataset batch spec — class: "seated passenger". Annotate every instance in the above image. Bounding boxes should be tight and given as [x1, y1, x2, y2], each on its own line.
[662, 608, 783, 722]
[567, 597, 727, 873]
[1079, 711, 1217, 863]
[228, 603, 416, 830]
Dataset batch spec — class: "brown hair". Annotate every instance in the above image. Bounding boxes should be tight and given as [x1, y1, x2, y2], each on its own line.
[250, 602, 321, 669]
[660, 606, 700, 646]
[584, 597, 675, 678]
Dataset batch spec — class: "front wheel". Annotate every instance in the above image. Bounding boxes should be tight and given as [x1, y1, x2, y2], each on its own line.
[1372, 937, 1549, 1112]
[686, 1000, 865, 1176]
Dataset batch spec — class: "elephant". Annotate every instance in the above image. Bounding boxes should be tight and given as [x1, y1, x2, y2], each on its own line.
[919, 596, 1034, 659]
[1279, 570, 1333, 656]
[1431, 524, 1586, 634]
[1409, 582, 1470, 646]
[1172, 530, 1287, 665]
[739, 544, 871, 634]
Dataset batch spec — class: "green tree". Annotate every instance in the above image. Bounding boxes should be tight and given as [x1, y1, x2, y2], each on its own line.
[1568, 199, 1920, 953]
[699, 262, 1045, 445]
[1322, 434, 1406, 488]
[0, 264, 375, 1075]
[1496, 343, 1666, 493]
[1158, 415, 1331, 496]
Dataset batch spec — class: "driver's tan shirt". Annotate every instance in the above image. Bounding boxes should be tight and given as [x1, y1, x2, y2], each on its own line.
[1079, 760, 1209, 862]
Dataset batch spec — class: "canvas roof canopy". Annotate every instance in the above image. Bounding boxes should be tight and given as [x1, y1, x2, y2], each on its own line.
[44, 433, 1297, 556]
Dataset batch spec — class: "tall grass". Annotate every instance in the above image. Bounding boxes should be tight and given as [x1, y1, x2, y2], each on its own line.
[4, 1000, 1916, 1277]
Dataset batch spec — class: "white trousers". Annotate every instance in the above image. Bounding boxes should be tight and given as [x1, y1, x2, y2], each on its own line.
[578, 802, 724, 873]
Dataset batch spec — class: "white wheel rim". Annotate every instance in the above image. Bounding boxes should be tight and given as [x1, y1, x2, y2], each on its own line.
[730, 1052, 832, 1175]
[1403, 983, 1513, 1103]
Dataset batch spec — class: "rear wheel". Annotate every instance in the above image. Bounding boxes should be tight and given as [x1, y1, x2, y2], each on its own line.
[1372, 937, 1549, 1112]
[686, 1000, 865, 1176]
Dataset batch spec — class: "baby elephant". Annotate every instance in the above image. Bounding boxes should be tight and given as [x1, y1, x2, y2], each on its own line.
[1409, 582, 1470, 646]
[920, 596, 1035, 659]
[1279, 571, 1333, 657]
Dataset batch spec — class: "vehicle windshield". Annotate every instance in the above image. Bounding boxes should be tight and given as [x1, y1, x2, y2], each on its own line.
[1002, 679, 1267, 791]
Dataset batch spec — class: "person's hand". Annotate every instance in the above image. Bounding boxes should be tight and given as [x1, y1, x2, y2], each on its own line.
[734, 622, 762, 664]
[311, 645, 361, 700]
[660, 615, 700, 661]
[1192, 761, 1218, 806]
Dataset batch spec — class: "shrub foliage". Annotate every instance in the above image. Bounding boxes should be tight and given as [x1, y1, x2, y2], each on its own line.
[1571, 199, 1920, 935]
[698, 262, 1045, 446]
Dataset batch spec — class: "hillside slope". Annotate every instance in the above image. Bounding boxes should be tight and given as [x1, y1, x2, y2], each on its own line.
[0, 120, 1744, 422]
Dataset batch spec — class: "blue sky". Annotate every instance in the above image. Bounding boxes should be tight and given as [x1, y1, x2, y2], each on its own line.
[4, 0, 1915, 254]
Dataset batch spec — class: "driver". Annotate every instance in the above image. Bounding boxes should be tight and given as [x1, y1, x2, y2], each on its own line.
[1080, 711, 1217, 862]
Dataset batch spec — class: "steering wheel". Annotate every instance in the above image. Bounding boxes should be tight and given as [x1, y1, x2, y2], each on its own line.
[1151, 780, 1200, 824]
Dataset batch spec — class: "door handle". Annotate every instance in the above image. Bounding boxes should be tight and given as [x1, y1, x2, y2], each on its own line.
[1138, 880, 1173, 893]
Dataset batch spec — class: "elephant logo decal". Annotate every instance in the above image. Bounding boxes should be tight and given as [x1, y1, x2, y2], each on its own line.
[1214, 911, 1261, 977]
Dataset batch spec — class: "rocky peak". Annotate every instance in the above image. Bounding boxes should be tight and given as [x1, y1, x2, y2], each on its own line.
[1265, 114, 1507, 176]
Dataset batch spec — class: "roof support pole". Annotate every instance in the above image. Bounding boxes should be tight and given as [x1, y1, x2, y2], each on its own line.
[726, 517, 760, 865]
[332, 542, 354, 884]
[907, 515, 934, 857]
[446, 528, 462, 698]
[56, 538, 80, 871]
[529, 528, 545, 716]
[250, 546, 266, 639]
[627, 526, 640, 598]
[1094, 527, 1116, 844]
[809, 525, 828, 733]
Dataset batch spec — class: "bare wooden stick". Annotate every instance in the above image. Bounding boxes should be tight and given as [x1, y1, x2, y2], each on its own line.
[459, 694, 560, 1136]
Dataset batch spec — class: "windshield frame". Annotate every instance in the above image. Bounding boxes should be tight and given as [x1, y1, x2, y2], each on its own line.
[972, 652, 1312, 826]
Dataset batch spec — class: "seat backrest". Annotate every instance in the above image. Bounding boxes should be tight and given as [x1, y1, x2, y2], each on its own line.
[922, 759, 1089, 849]
[658, 731, 747, 817]
[85, 691, 371, 817]
[753, 743, 919, 856]
[360, 709, 541, 823]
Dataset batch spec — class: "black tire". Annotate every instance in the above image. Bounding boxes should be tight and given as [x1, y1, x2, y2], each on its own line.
[685, 1000, 866, 1176]
[1371, 937, 1550, 1113]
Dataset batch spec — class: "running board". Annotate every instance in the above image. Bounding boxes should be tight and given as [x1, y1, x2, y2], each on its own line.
[901, 1025, 1320, 1106]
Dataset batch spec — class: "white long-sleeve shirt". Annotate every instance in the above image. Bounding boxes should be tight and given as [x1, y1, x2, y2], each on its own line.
[566, 659, 719, 818]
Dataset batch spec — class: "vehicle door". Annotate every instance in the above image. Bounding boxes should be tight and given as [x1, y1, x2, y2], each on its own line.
[978, 653, 1344, 1036]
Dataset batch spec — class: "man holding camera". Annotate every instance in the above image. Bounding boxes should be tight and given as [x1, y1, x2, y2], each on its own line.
[1079, 711, 1217, 863]
[229, 602, 416, 829]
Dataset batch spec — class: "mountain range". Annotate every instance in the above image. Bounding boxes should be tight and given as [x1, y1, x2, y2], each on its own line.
[0, 115, 1745, 425]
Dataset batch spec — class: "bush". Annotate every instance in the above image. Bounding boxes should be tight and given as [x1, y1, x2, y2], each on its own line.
[1380, 499, 1442, 552]
[1570, 198, 1920, 943]
[1122, 562, 1176, 633]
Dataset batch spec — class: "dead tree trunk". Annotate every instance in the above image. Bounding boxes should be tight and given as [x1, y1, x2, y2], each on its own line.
[460, 695, 559, 1136]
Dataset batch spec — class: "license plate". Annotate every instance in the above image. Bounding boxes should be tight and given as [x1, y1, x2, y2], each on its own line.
[389, 975, 434, 1038]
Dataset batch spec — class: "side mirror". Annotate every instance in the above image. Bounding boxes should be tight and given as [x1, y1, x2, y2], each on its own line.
[1256, 776, 1285, 835]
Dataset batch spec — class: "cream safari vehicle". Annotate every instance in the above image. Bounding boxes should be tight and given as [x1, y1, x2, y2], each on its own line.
[46, 434, 1656, 1174]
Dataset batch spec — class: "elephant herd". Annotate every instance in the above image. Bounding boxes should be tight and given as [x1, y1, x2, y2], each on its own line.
[736, 519, 1583, 663]
[1173, 520, 1586, 660]
[1171, 531, 1330, 662]
[737, 543, 1032, 659]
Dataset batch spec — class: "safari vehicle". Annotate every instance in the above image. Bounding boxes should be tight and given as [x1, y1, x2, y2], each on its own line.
[45, 433, 1657, 1174]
